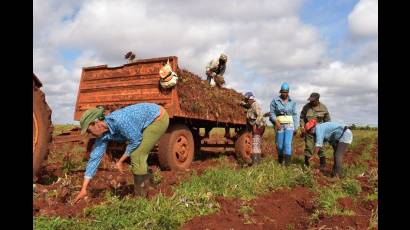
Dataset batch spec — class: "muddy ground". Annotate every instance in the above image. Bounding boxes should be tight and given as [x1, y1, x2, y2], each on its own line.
[34, 132, 378, 229]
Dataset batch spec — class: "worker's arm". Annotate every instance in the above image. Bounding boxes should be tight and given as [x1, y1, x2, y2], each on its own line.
[73, 138, 108, 204]
[269, 100, 279, 128]
[84, 138, 108, 179]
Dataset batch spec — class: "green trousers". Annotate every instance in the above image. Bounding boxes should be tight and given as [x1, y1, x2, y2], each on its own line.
[130, 111, 169, 175]
[304, 132, 325, 158]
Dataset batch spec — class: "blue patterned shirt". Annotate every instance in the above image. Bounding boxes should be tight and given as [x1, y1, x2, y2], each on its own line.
[84, 103, 160, 179]
[314, 122, 348, 147]
[269, 96, 298, 126]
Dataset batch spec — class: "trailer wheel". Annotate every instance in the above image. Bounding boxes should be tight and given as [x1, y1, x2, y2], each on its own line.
[158, 124, 195, 171]
[235, 130, 252, 163]
[33, 85, 52, 178]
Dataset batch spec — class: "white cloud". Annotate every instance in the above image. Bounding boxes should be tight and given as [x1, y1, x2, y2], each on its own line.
[45, 0, 324, 74]
[348, 0, 378, 38]
[224, 60, 378, 126]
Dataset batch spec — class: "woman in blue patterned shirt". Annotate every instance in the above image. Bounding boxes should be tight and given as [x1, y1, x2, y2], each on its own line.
[73, 103, 169, 203]
[269, 83, 298, 166]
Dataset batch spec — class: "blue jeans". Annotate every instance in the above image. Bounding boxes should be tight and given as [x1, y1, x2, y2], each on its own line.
[276, 124, 294, 156]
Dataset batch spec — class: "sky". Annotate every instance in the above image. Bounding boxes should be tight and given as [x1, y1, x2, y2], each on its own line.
[33, 0, 378, 126]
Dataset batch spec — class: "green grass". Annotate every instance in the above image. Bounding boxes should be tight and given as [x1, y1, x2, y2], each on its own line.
[34, 155, 315, 230]
[311, 177, 362, 221]
[310, 130, 377, 223]
[311, 183, 355, 220]
[176, 155, 313, 201]
[34, 216, 78, 230]
[341, 178, 362, 196]
[36, 127, 378, 229]
[342, 138, 375, 178]
[286, 223, 296, 230]
[349, 130, 377, 150]
[357, 141, 374, 162]
[365, 190, 378, 202]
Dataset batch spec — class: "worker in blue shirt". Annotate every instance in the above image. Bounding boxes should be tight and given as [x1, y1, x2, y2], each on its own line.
[73, 103, 169, 203]
[304, 119, 353, 180]
[269, 82, 298, 166]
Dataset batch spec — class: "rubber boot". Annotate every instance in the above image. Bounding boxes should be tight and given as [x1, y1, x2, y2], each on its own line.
[278, 153, 284, 164]
[319, 156, 326, 173]
[304, 156, 310, 167]
[284, 155, 291, 166]
[133, 174, 150, 197]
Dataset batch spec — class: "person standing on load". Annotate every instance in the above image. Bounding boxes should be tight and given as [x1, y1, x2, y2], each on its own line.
[299, 92, 331, 170]
[205, 53, 227, 87]
[269, 83, 298, 166]
[241, 92, 267, 165]
[304, 119, 353, 180]
[73, 103, 169, 203]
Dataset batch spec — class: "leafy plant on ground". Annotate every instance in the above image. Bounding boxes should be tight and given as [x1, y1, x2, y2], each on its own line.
[365, 189, 378, 202]
[341, 178, 362, 196]
[311, 182, 355, 221]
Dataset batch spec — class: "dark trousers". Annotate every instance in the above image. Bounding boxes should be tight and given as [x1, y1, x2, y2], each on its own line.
[331, 142, 348, 177]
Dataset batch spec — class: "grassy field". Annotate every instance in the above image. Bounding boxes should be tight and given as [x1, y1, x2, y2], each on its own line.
[35, 126, 377, 229]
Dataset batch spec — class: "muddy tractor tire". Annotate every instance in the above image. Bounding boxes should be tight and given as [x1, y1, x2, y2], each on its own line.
[158, 124, 195, 171]
[235, 129, 252, 163]
[33, 82, 52, 178]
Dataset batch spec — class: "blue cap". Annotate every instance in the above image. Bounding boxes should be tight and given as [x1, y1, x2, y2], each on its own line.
[244, 91, 255, 99]
[280, 82, 289, 92]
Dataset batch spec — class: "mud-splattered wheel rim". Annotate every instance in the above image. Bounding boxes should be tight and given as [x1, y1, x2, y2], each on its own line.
[173, 135, 189, 164]
[33, 112, 39, 152]
[244, 135, 252, 158]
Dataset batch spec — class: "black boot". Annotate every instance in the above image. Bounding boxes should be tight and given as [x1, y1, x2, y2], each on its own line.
[285, 155, 291, 166]
[133, 174, 150, 197]
[319, 156, 326, 173]
[278, 154, 284, 164]
[304, 156, 310, 167]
